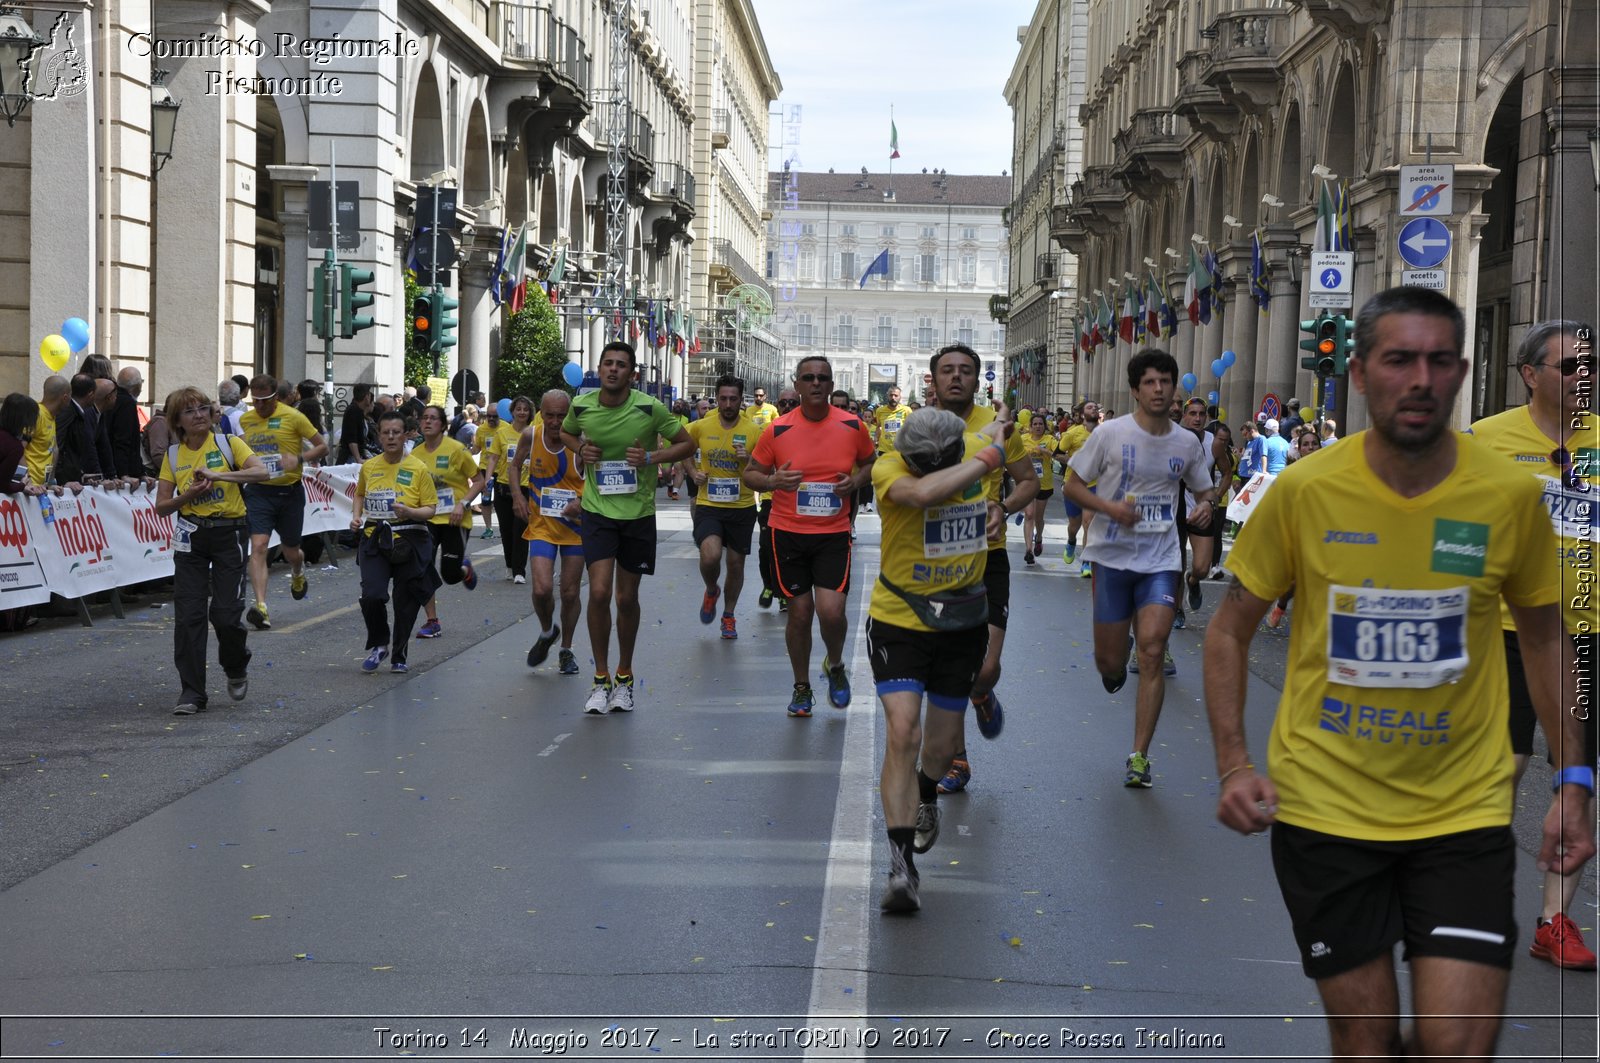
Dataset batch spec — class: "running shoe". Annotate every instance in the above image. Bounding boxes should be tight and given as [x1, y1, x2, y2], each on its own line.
[1013, 511, 1023, 526]
[461, 558, 478, 590]
[880, 849, 920, 914]
[1079, 561, 1093, 578]
[778, 598, 789, 612]
[361, 646, 388, 673]
[759, 588, 774, 609]
[290, 573, 308, 600]
[1187, 578, 1203, 613]
[699, 588, 719, 625]
[667, 489, 680, 501]
[584, 680, 612, 714]
[973, 692, 1005, 740]
[391, 660, 410, 674]
[172, 701, 203, 716]
[416, 619, 443, 639]
[557, 649, 580, 675]
[480, 527, 495, 540]
[823, 659, 851, 709]
[720, 615, 737, 640]
[607, 677, 636, 713]
[1032, 536, 1043, 556]
[1101, 669, 1127, 694]
[936, 757, 971, 794]
[1124, 751, 1153, 788]
[1163, 649, 1177, 676]
[527, 625, 560, 667]
[226, 675, 248, 701]
[1129, 649, 1139, 675]
[1172, 609, 1186, 630]
[1530, 913, 1598, 970]
[1267, 604, 1286, 628]
[1063, 542, 1077, 565]
[513, 573, 526, 585]
[246, 603, 271, 630]
[1023, 550, 1035, 566]
[787, 683, 815, 718]
[912, 800, 941, 853]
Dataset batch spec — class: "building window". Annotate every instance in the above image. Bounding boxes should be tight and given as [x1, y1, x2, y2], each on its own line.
[799, 248, 816, 282]
[801, 222, 816, 236]
[880, 223, 895, 239]
[959, 253, 976, 285]
[917, 254, 939, 284]
[796, 313, 814, 347]
[840, 223, 856, 237]
[916, 316, 935, 349]
[961, 226, 977, 241]
[877, 315, 894, 348]
[838, 251, 856, 284]
[993, 326, 1005, 351]
[1000, 257, 1010, 286]
[836, 313, 854, 348]
[766, 250, 774, 279]
[957, 316, 974, 346]
[921, 225, 936, 240]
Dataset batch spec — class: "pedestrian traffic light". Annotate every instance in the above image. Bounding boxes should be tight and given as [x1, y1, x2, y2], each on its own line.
[411, 295, 433, 353]
[986, 384, 995, 402]
[339, 264, 376, 338]
[311, 258, 334, 340]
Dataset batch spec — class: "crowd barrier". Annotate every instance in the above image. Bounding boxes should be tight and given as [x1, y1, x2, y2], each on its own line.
[0, 464, 365, 611]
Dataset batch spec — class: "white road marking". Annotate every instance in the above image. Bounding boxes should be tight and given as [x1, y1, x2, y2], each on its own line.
[536, 731, 574, 758]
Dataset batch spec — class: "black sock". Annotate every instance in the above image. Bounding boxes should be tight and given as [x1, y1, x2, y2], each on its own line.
[917, 771, 942, 804]
[887, 827, 916, 874]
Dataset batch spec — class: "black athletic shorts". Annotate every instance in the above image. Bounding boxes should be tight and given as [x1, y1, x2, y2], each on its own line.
[1506, 630, 1599, 764]
[983, 546, 1010, 631]
[1035, 488, 1054, 502]
[866, 616, 988, 708]
[692, 505, 758, 555]
[579, 511, 657, 576]
[771, 527, 851, 597]
[1271, 822, 1516, 980]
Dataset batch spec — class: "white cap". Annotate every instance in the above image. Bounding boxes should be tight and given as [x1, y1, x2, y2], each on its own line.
[1264, 418, 1280, 434]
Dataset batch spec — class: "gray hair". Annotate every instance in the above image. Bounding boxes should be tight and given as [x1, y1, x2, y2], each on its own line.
[217, 379, 241, 405]
[1516, 319, 1591, 371]
[895, 406, 967, 472]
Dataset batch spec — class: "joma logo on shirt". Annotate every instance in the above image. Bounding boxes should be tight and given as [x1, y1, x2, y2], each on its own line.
[1324, 530, 1379, 544]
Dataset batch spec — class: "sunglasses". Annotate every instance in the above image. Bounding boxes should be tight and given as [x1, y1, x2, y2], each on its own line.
[777, 399, 799, 408]
[1539, 355, 1598, 376]
[1551, 448, 1590, 492]
[797, 373, 832, 384]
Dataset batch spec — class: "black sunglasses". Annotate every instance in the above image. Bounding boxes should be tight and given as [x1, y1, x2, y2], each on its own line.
[1539, 355, 1598, 377]
[797, 373, 833, 384]
[777, 398, 799, 408]
[1551, 448, 1590, 492]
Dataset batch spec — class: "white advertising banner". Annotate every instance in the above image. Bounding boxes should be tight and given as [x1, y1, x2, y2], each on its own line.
[1224, 471, 1277, 526]
[0, 465, 366, 611]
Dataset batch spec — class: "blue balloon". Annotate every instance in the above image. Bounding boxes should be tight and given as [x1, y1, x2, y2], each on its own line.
[1221, 349, 1236, 368]
[562, 361, 583, 388]
[496, 398, 512, 421]
[1211, 359, 1226, 377]
[61, 317, 90, 354]
[1181, 372, 1198, 392]
[1207, 390, 1219, 403]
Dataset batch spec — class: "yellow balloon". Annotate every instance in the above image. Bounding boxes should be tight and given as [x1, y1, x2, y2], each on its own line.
[39, 334, 70, 373]
[1217, 407, 1226, 421]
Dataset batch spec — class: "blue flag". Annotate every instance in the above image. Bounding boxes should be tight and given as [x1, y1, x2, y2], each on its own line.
[858, 249, 890, 288]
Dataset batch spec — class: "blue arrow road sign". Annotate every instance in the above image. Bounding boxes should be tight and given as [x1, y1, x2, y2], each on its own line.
[984, 370, 996, 382]
[1398, 217, 1451, 270]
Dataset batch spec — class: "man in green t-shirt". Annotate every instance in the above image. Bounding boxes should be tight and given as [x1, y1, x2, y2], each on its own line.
[560, 341, 695, 714]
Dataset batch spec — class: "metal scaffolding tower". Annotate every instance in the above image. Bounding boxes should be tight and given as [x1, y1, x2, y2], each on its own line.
[601, 0, 631, 341]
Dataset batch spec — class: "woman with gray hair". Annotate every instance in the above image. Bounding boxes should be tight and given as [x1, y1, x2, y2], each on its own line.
[868, 406, 1011, 914]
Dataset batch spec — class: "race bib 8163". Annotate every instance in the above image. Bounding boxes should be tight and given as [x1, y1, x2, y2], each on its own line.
[1326, 584, 1468, 688]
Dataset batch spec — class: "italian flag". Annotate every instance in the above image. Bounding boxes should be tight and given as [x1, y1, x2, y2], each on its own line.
[504, 225, 528, 314]
[890, 120, 901, 160]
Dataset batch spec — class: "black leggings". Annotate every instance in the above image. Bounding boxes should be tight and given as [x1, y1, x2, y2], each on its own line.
[429, 522, 468, 585]
[492, 482, 527, 576]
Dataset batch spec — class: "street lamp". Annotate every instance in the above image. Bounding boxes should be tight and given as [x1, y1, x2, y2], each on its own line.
[0, 11, 44, 128]
[151, 69, 180, 172]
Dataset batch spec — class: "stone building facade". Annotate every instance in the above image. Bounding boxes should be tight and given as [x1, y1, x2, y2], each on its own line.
[1055, 0, 1596, 429]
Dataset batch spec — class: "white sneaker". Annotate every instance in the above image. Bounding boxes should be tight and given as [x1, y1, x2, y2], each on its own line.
[584, 682, 611, 714]
[513, 573, 526, 585]
[607, 679, 636, 713]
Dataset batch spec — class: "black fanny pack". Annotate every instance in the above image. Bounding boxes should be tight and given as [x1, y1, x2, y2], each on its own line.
[877, 573, 989, 631]
[371, 522, 427, 566]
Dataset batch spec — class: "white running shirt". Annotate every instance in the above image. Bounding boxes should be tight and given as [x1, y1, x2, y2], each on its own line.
[1068, 414, 1212, 573]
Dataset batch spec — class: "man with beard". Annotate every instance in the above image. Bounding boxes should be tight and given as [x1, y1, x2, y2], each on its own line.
[1204, 288, 1594, 1060]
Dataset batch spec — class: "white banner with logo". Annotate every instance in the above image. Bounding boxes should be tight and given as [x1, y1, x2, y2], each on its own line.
[1225, 471, 1277, 526]
[0, 465, 365, 611]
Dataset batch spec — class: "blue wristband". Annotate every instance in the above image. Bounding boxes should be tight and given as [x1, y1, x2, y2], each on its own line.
[1551, 765, 1596, 795]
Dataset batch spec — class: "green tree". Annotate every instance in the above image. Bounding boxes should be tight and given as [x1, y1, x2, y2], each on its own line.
[401, 269, 433, 389]
[493, 293, 570, 402]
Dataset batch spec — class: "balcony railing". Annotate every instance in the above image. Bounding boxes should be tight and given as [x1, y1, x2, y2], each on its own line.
[651, 163, 696, 210]
[1035, 253, 1058, 286]
[1203, 8, 1291, 114]
[712, 238, 769, 293]
[711, 108, 731, 149]
[494, 2, 591, 97]
[629, 112, 654, 160]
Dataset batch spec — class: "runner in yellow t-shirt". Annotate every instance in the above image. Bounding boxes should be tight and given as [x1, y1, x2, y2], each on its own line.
[1204, 288, 1593, 1060]
[1018, 416, 1058, 566]
[686, 377, 759, 638]
[481, 396, 535, 582]
[237, 374, 329, 628]
[414, 404, 486, 639]
[1057, 399, 1100, 571]
[351, 408, 439, 673]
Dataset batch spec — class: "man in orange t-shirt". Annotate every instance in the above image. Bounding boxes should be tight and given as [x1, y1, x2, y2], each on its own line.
[745, 355, 876, 717]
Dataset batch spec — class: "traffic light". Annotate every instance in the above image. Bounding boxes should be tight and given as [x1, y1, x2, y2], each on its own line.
[986, 384, 995, 402]
[411, 295, 433, 353]
[339, 264, 376, 338]
[431, 290, 459, 371]
[311, 257, 334, 340]
[1335, 312, 1355, 374]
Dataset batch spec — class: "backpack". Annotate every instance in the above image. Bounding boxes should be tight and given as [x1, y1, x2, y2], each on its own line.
[167, 432, 236, 480]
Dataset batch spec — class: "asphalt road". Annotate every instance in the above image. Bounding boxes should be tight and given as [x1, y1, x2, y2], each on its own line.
[0, 503, 1594, 1061]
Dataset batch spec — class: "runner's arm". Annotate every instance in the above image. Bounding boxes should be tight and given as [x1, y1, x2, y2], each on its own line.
[881, 445, 1005, 508]
[1203, 574, 1278, 835]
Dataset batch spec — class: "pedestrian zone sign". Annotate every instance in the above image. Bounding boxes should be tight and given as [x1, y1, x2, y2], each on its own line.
[1399, 164, 1454, 216]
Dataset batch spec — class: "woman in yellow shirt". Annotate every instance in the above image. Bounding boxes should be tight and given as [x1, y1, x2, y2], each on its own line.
[350, 409, 439, 672]
[154, 385, 272, 715]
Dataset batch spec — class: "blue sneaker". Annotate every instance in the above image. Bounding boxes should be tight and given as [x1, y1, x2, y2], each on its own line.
[787, 684, 815, 718]
[361, 646, 388, 673]
[823, 658, 851, 709]
[973, 691, 1005, 740]
[391, 660, 409, 674]
[1063, 542, 1077, 565]
[461, 557, 478, 591]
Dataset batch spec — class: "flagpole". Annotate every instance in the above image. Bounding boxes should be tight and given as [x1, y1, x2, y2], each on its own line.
[888, 104, 895, 199]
